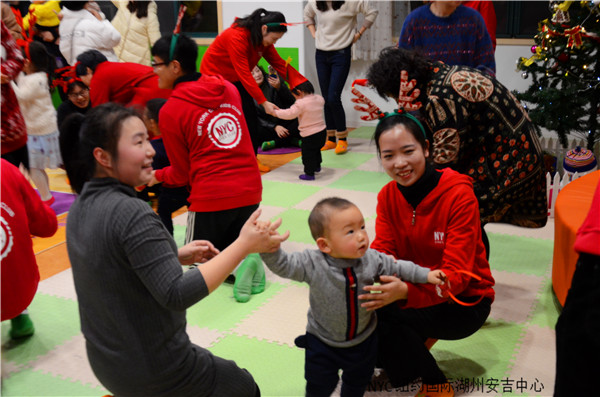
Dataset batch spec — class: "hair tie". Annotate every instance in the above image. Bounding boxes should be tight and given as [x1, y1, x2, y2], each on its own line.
[265, 21, 307, 27]
[435, 270, 485, 307]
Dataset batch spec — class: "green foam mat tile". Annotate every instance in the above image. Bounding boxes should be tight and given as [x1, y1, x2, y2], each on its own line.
[350, 126, 376, 139]
[186, 281, 286, 333]
[487, 233, 553, 276]
[208, 333, 305, 397]
[261, 180, 322, 208]
[1, 368, 108, 396]
[292, 150, 374, 170]
[2, 294, 81, 366]
[434, 319, 526, 382]
[173, 223, 186, 247]
[328, 170, 392, 193]
[269, 208, 314, 244]
[528, 279, 561, 329]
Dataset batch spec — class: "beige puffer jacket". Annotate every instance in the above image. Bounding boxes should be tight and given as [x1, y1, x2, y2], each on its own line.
[111, 0, 161, 66]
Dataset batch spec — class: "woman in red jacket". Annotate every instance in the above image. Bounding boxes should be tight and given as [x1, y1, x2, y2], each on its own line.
[358, 113, 495, 397]
[75, 49, 171, 118]
[200, 8, 308, 172]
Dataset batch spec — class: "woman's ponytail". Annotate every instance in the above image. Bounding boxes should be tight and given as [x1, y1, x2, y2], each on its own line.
[235, 8, 287, 48]
[59, 113, 89, 194]
[59, 103, 138, 194]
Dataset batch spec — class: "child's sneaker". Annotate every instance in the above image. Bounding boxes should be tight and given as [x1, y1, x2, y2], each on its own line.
[335, 140, 348, 154]
[299, 174, 315, 181]
[9, 313, 35, 339]
[261, 140, 276, 151]
[320, 140, 336, 151]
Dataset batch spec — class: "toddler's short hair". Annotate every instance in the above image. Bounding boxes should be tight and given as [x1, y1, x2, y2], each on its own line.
[308, 197, 355, 240]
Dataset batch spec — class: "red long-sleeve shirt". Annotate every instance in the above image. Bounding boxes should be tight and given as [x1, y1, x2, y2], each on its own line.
[1, 159, 58, 321]
[155, 74, 261, 212]
[89, 61, 171, 110]
[200, 23, 307, 104]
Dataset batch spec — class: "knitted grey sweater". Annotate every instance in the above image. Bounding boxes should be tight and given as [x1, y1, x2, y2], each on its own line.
[261, 248, 430, 348]
[66, 178, 216, 396]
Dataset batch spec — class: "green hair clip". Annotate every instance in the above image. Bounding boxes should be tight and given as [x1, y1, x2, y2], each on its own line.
[381, 110, 427, 140]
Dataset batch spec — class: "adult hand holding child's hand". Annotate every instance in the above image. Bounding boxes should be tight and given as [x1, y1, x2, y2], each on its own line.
[359, 275, 408, 311]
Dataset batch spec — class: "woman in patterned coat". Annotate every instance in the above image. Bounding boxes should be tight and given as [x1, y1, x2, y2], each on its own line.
[366, 47, 547, 238]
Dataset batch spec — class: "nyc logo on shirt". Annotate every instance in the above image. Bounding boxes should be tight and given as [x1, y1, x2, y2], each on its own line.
[201, 104, 243, 149]
[433, 231, 445, 245]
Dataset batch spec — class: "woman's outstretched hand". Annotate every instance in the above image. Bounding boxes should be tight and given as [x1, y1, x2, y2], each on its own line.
[240, 209, 290, 254]
[262, 101, 280, 116]
[358, 275, 408, 311]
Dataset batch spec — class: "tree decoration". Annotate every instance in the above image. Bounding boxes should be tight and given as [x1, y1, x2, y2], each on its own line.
[516, 1, 600, 149]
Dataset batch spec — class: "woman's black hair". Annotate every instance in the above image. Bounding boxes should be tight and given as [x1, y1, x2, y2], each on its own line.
[62, 1, 88, 11]
[66, 79, 88, 96]
[151, 34, 198, 74]
[25, 41, 56, 88]
[234, 8, 288, 48]
[75, 50, 108, 76]
[127, 1, 150, 18]
[60, 103, 138, 194]
[291, 80, 314, 95]
[145, 98, 167, 123]
[366, 47, 434, 104]
[254, 65, 267, 86]
[316, 1, 345, 12]
[373, 114, 429, 159]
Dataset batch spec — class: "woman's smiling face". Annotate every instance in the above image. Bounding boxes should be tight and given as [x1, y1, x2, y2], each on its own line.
[378, 124, 429, 187]
[114, 117, 156, 188]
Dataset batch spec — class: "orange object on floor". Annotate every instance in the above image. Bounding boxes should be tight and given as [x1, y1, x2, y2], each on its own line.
[257, 158, 270, 173]
[552, 170, 600, 306]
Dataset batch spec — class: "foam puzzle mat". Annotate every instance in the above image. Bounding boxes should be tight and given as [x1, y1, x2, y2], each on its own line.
[1, 127, 560, 396]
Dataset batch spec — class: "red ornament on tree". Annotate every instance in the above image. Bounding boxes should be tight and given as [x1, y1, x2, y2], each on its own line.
[557, 52, 569, 62]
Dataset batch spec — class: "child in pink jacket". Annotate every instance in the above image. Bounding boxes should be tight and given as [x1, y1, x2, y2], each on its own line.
[273, 80, 326, 180]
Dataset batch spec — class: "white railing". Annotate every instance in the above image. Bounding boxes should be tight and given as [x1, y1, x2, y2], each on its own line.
[541, 137, 599, 217]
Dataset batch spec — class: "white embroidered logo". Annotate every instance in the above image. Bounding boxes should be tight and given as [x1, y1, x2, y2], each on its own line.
[434, 231, 445, 245]
[207, 112, 242, 149]
[1, 216, 14, 260]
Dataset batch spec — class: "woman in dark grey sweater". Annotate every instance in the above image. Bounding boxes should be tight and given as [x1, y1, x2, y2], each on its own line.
[59, 103, 287, 397]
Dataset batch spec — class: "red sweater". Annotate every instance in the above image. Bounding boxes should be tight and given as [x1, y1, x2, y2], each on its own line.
[200, 24, 307, 104]
[1, 21, 27, 155]
[155, 74, 262, 212]
[371, 168, 495, 309]
[89, 61, 171, 110]
[574, 179, 600, 256]
[1, 159, 58, 321]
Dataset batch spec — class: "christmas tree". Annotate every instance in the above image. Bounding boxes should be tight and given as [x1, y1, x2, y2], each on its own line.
[516, 0, 600, 149]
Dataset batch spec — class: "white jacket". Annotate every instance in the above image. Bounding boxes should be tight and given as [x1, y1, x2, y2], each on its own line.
[59, 7, 121, 65]
[11, 72, 58, 136]
[111, 1, 161, 66]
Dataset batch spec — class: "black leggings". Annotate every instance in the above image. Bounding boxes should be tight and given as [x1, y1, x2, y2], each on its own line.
[376, 297, 492, 387]
[234, 81, 260, 155]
